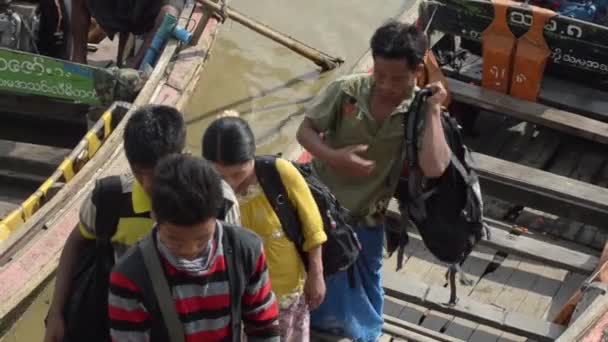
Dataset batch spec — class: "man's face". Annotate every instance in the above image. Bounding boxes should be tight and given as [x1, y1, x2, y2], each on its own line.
[131, 164, 155, 195]
[372, 56, 423, 102]
[213, 160, 254, 195]
[157, 217, 216, 260]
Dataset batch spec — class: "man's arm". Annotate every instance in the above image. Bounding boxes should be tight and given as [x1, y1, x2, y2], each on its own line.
[241, 247, 280, 342]
[108, 272, 151, 342]
[296, 77, 376, 178]
[43, 226, 90, 342]
[418, 82, 452, 178]
[71, 0, 91, 64]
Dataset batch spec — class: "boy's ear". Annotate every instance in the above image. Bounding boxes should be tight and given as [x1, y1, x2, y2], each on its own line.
[151, 210, 157, 222]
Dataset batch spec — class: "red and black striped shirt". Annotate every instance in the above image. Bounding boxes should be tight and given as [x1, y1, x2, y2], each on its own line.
[109, 225, 280, 341]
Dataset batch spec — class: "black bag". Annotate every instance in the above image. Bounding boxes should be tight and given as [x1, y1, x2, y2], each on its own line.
[255, 156, 361, 276]
[396, 89, 488, 304]
[62, 176, 123, 342]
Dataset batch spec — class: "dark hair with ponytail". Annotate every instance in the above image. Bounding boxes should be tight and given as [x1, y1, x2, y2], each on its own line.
[201, 116, 256, 165]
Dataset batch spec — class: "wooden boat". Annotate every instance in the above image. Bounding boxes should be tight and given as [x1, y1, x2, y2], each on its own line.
[294, 1, 608, 340]
[0, 0, 222, 334]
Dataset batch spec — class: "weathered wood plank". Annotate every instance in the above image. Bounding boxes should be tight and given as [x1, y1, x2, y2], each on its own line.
[556, 294, 608, 342]
[473, 152, 608, 229]
[480, 219, 598, 275]
[442, 245, 496, 339]
[384, 314, 465, 342]
[544, 272, 587, 321]
[0, 139, 69, 176]
[387, 203, 599, 275]
[515, 261, 568, 319]
[541, 76, 608, 123]
[383, 272, 565, 341]
[447, 78, 608, 145]
[383, 321, 461, 342]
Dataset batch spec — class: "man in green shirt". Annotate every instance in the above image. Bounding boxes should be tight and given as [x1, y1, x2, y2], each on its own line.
[297, 21, 451, 341]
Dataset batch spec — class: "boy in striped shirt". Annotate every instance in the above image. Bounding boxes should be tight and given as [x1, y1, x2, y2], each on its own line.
[109, 154, 280, 341]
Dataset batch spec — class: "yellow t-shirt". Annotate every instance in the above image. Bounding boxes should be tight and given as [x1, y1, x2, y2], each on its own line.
[238, 158, 327, 303]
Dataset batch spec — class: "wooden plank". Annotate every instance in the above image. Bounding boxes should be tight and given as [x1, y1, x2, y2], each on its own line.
[447, 78, 608, 145]
[383, 321, 460, 342]
[514, 261, 568, 319]
[441, 245, 496, 340]
[468, 326, 503, 342]
[480, 219, 598, 275]
[544, 271, 587, 321]
[466, 255, 525, 342]
[541, 76, 608, 123]
[387, 203, 599, 275]
[0, 139, 69, 176]
[384, 314, 465, 342]
[447, 57, 608, 123]
[473, 152, 608, 229]
[556, 294, 608, 342]
[492, 260, 544, 342]
[383, 272, 565, 341]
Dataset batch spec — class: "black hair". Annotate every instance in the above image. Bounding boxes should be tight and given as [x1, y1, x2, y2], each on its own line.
[151, 154, 223, 226]
[124, 105, 186, 169]
[201, 116, 256, 165]
[370, 20, 428, 68]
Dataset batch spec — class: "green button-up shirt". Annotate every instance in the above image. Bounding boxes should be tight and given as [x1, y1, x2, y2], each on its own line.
[306, 73, 419, 217]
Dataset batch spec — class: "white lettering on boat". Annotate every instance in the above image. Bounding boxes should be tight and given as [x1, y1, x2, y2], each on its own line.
[0, 78, 97, 100]
[551, 48, 608, 72]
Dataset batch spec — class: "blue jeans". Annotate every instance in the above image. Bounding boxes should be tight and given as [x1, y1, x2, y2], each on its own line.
[310, 224, 385, 342]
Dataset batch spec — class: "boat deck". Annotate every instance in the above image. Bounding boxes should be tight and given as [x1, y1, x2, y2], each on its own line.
[376, 108, 608, 341]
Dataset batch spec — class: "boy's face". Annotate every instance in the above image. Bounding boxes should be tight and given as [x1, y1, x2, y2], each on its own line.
[372, 56, 423, 103]
[131, 163, 155, 195]
[157, 217, 217, 260]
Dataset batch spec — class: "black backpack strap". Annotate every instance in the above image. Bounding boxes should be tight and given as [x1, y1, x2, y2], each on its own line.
[92, 175, 124, 244]
[254, 156, 304, 247]
[223, 224, 245, 340]
[139, 233, 186, 342]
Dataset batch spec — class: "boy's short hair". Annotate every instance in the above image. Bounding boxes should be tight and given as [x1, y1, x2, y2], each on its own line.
[370, 21, 428, 68]
[124, 105, 186, 169]
[152, 154, 223, 226]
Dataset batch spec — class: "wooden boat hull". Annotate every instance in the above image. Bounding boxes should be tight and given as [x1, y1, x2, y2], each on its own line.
[419, 0, 608, 88]
[0, 2, 221, 333]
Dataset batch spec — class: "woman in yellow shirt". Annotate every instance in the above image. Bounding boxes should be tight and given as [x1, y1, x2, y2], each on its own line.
[202, 115, 327, 342]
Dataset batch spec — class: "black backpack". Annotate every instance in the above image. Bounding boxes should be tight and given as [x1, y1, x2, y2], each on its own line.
[395, 89, 488, 304]
[61, 175, 123, 342]
[255, 156, 361, 276]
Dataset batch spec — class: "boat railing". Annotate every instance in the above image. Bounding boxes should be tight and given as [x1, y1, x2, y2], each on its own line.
[0, 102, 131, 242]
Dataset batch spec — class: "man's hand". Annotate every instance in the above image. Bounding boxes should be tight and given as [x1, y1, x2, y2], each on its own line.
[304, 271, 326, 310]
[328, 144, 375, 177]
[43, 313, 65, 342]
[425, 81, 448, 109]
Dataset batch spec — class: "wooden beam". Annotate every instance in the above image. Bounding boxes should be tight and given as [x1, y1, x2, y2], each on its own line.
[0, 139, 69, 176]
[387, 201, 599, 275]
[479, 219, 598, 275]
[383, 272, 566, 342]
[556, 293, 608, 341]
[472, 152, 608, 229]
[447, 78, 608, 145]
[383, 321, 460, 342]
[383, 314, 465, 342]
